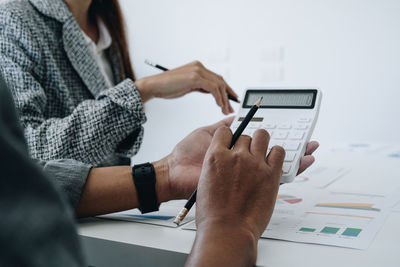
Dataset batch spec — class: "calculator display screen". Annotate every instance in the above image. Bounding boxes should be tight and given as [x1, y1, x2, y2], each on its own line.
[243, 89, 317, 109]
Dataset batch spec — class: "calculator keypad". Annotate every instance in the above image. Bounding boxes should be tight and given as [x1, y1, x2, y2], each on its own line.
[232, 118, 311, 176]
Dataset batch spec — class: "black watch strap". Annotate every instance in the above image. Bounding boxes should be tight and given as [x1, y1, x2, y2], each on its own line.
[132, 163, 160, 213]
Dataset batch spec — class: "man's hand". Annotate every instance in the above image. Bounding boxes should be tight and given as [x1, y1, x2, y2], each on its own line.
[76, 118, 318, 218]
[156, 116, 318, 202]
[298, 141, 319, 174]
[154, 117, 235, 202]
[185, 128, 284, 267]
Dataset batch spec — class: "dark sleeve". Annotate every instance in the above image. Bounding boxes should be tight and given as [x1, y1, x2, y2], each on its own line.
[0, 8, 146, 165]
[37, 159, 92, 209]
[0, 75, 86, 266]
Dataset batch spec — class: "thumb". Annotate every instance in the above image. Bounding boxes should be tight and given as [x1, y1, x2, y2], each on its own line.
[204, 116, 235, 135]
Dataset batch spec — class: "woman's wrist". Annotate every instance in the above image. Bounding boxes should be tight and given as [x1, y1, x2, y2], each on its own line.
[135, 77, 154, 103]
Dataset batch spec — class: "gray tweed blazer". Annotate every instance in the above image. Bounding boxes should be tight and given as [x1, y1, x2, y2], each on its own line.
[0, 0, 146, 166]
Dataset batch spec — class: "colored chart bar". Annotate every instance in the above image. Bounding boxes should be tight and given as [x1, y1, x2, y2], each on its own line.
[299, 227, 316, 232]
[320, 227, 340, 234]
[342, 228, 362, 237]
[277, 194, 303, 204]
[124, 214, 174, 221]
[315, 203, 380, 212]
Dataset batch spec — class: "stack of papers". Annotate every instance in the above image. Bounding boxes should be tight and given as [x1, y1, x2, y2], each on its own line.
[100, 143, 400, 250]
[183, 186, 393, 249]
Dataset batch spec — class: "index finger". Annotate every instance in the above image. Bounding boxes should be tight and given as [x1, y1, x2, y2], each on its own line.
[210, 126, 233, 150]
[250, 129, 270, 158]
[266, 146, 285, 171]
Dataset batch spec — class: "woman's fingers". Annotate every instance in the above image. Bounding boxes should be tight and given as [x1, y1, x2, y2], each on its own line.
[218, 84, 230, 114]
[226, 83, 239, 100]
[200, 68, 234, 114]
[196, 78, 224, 111]
[225, 83, 238, 113]
[171, 60, 237, 114]
[191, 62, 234, 114]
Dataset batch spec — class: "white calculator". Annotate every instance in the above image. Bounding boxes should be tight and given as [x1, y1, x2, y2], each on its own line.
[231, 88, 322, 183]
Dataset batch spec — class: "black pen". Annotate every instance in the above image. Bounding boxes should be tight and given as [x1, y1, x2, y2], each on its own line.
[173, 97, 263, 225]
[145, 59, 240, 103]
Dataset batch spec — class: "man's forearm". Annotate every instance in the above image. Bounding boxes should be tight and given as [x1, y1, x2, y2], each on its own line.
[185, 224, 258, 267]
[75, 160, 170, 217]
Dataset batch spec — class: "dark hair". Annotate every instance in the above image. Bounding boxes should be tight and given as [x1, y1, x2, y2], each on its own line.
[89, 0, 135, 81]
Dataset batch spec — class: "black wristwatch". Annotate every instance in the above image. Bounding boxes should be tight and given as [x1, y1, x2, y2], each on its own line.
[132, 163, 160, 213]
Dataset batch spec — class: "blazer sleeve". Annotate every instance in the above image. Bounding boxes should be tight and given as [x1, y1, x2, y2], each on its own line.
[0, 11, 146, 165]
[37, 159, 92, 209]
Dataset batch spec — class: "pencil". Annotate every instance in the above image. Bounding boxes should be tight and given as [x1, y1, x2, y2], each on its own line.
[145, 59, 240, 103]
[173, 97, 263, 225]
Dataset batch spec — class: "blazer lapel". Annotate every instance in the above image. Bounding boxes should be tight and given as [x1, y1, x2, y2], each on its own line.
[62, 18, 108, 97]
[29, 0, 108, 97]
[108, 46, 123, 84]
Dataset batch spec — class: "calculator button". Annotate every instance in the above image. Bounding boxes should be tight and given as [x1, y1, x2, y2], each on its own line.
[242, 129, 254, 136]
[231, 122, 241, 129]
[298, 118, 311, 123]
[278, 124, 292, 129]
[248, 125, 260, 129]
[284, 142, 300, 151]
[269, 140, 284, 147]
[293, 124, 308, 130]
[248, 122, 261, 128]
[263, 123, 276, 129]
[284, 152, 297, 162]
[288, 131, 305, 140]
[273, 131, 289, 140]
[282, 163, 292, 174]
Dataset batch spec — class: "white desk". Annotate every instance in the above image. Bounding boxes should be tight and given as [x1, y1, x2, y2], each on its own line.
[78, 147, 400, 267]
[78, 212, 400, 267]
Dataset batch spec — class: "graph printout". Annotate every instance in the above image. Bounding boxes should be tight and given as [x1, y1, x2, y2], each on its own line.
[183, 188, 391, 249]
[261, 188, 390, 249]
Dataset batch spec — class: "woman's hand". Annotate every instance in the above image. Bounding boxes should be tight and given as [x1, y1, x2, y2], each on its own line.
[135, 61, 238, 115]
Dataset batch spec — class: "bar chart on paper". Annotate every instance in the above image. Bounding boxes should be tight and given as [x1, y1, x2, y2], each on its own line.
[262, 192, 390, 249]
[182, 187, 391, 249]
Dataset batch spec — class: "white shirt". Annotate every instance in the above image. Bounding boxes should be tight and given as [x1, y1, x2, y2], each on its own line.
[82, 18, 115, 87]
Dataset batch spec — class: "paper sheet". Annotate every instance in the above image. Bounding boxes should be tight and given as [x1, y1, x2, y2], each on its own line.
[393, 201, 400, 212]
[183, 188, 391, 249]
[262, 189, 391, 250]
[330, 143, 400, 160]
[325, 156, 400, 196]
[328, 143, 391, 154]
[389, 190, 400, 212]
[283, 165, 351, 189]
[99, 200, 195, 228]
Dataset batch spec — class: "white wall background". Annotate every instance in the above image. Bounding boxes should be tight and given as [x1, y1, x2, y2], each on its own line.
[119, 0, 400, 163]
